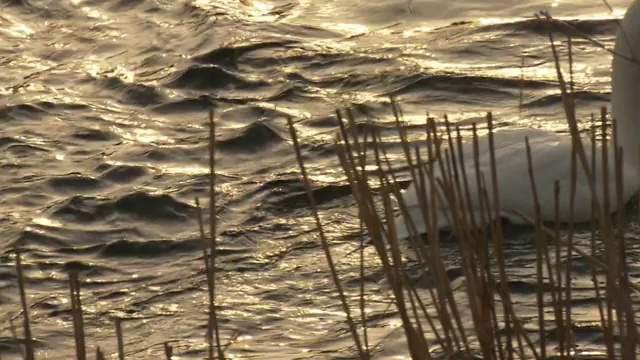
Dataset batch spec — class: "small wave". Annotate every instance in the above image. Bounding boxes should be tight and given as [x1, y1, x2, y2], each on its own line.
[193, 40, 297, 66]
[166, 65, 268, 90]
[218, 104, 291, 124]
[479, 17, 618, 37]
[522, 90, 608, 108]
[139, 148, 175, 161]
[6, 143, 50, 157]
[0, 103, 47, 121]
[47, 195, 101, 223]
[22, 224, 143, 250]
[383, 73, 553, 98]
[100, 238, 201, 258]
[1, 0, 31, 7]
[0, 136, 24, 148]
[96, 77, 166, 107]
[150, 95, 215, 114]
[108, 0, 159, 12]
[0, 102, 88, 122]
[47, 191, 195, 224]
[259, 178, 353, 210]
[18, 227, 71, 248]
[216, 120, 285, 152]
[96, 163, 149, 183]
[46, 173, 102, 194]
[112, 192, 195, 221]
[300, 114, 340, 128]
[71, 127, 119, 142]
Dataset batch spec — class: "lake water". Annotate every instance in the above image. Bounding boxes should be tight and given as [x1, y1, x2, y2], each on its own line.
[0, 0, 636, 358]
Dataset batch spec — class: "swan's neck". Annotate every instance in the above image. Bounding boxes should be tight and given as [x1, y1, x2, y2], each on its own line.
[612, 0, 640, 168]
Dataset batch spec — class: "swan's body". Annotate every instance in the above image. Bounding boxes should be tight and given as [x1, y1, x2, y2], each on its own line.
[393, 0, 640, 238]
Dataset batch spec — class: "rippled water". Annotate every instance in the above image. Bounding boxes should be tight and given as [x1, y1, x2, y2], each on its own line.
[0, 0, 637, 358]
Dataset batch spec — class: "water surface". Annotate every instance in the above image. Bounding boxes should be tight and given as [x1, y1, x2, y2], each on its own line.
[0, 0, 636, 358]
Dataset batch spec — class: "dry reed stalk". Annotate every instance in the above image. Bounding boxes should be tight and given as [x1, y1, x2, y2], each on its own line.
[343, 112, 438, 356]
[544, 26, 611, 358]
[207, 109, 224, 360]
[470, 123, 505, 360]
[115, 318, 124, 360]
[524, 136, 546, 359]
[358, 219, 370, 354]
[586, 112, 611, 357]
[9, 318, 25, 359]
[163, 342, 173, 360]
[68, 271, 86, 360]
[550, 180, 566, 356]
[449, 128, 488, 355]
[364, 114, 444, 352]
[519, 56, 525, 113]
[356, 126, 371, 354]
[193, 108, 225, 360]
[434, 121, 472, 352]
[287, 116, 369, 359]
[352, 119, 431, 358]
[96, 347, 105, 360]
[421, 122, 464, 354]
[337, 103, 554, 358]
[15, 248, 34, 360]
[301, 11, 640, 360]
[542, 12, 639, 358]
[395, 110, 464, 353]
[486, 112, 537, 360]
[383, 162, 447, 356]
[376, 119, 456, 353]
[540, 11, 636, 64]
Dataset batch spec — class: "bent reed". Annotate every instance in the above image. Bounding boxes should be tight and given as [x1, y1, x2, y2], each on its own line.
[4, 12, 640, 360]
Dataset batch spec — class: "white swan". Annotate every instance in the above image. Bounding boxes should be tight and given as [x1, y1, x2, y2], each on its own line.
[392, 0, 640, 239]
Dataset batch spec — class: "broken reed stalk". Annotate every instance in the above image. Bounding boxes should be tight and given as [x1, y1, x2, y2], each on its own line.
[15, 248, 35, 360]
[286, 116, 369, 359]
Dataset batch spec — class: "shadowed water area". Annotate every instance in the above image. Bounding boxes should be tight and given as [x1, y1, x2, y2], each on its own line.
[0, 0, 638, 358]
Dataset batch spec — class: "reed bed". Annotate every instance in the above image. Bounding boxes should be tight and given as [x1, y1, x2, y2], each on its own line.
[285, 14, 640, 360]
[3, 12, 639, 360]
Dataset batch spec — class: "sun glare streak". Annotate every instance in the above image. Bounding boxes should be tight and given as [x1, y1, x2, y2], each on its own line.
[0, 18, 34, 38]
[320, 22, 369, 37]
[104, 160, 209, 176]
[31, 217, 64, 228]
[110, 126, 175, 144]
[81, 57, 136, 83]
